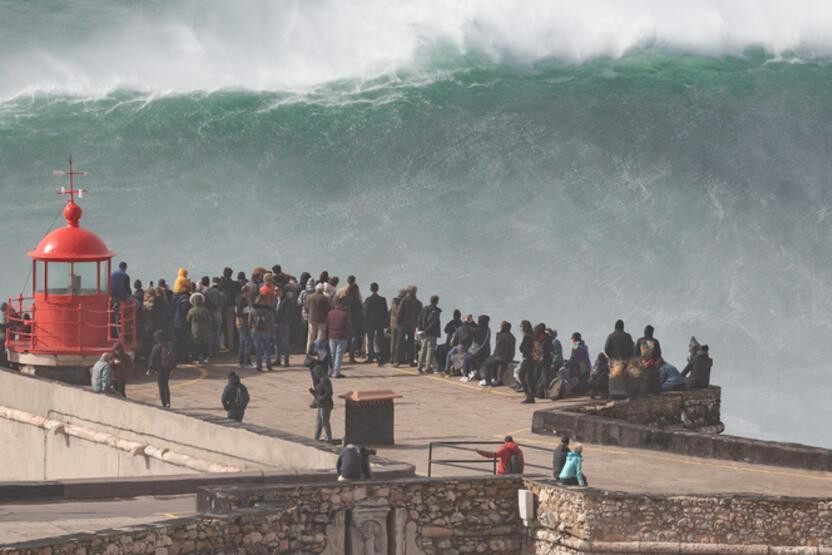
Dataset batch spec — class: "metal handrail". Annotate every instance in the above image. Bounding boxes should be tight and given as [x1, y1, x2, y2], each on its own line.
[427, 440, 556, 477]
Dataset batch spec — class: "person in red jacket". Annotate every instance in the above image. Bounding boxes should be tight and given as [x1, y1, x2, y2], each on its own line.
[476, 436, 525, 475]
[326, 293, 352, 378]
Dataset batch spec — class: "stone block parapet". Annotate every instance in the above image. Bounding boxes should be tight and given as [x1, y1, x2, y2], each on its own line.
[528, 480, 832, 553]
[532, 386, 832, 472]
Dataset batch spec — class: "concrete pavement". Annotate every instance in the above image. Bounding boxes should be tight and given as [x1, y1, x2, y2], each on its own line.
[127, 354, 832, 497]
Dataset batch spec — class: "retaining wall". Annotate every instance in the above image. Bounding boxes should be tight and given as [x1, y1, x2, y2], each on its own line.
[528, 481, 832, 553]
[0, 368, 338, 480]
[532, 387, 832, 472]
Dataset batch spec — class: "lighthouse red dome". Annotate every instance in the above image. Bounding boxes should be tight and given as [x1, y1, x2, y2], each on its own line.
[29, 202, 114, 261]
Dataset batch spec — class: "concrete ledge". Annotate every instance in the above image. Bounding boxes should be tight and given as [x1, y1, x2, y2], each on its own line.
[532, 394, 832, 472]
[0, 462, 415, 503]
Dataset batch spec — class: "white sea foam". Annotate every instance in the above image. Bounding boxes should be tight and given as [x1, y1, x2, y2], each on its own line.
[2, 0, 832, 100]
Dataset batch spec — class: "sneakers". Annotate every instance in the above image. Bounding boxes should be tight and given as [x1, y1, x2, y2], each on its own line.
[478, 379, 488, 386]
[460, 376, 469, 383]
[521, 398, 535, 404]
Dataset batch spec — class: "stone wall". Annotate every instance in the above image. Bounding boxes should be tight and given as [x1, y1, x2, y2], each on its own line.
[527, 480, 832, 553]
[575, 387, 721, 430]
[532, 386, 832, 472]
[2, 476, 525, 554]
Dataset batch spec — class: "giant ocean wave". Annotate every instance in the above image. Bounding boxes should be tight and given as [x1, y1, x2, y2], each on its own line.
[1, 1, 831, 446]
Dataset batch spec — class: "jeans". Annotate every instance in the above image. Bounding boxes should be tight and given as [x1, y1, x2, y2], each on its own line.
[366, 326, 387, 363]
[274, 323, 290, 364]
[307, 322, 327, 352]
[253, 330, 272, 371]
[223, 307, 237, 352]
[483, 356, 507, 384]
[445, 345, 461, 373]
[329, 338, 348, 376]
[238, 327, 253, 366]
[315, 405, 332, 441]
[418, 335, 437, 371]
[212, 311, 223, 355]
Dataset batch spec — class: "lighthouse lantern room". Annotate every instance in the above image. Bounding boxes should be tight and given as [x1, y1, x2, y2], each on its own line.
[5, 161, 136, 381]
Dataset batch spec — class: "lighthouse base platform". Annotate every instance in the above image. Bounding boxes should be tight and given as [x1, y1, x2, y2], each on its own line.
[5, 351, 125, 385]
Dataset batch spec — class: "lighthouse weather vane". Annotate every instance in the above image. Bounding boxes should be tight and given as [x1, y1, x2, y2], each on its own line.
[52, 158, 88, 203]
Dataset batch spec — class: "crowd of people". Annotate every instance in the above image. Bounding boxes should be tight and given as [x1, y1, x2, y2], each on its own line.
[78, 261, 717, 414]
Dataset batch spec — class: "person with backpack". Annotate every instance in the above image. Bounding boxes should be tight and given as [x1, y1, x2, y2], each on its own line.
[476, 436, 525, 475]
[249, 294, 275, 372]
[149, 330, 176, 408]
[605, 319, 635, 399]
[221, 371, 250, 422]
[558, 443, 588, 486]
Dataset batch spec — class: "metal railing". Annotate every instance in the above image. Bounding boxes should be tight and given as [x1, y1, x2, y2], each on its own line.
[5, 294, 136, 353]
[427, 440, 556, 477]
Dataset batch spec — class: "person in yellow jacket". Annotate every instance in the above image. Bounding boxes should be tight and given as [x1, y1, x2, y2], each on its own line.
[173, 268, 192, 295]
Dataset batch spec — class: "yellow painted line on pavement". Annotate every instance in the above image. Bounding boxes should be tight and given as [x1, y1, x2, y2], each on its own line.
[390, 366, 520, 398]
[502, 432, 832, 482]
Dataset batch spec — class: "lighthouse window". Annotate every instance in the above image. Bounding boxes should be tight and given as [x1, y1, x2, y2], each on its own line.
[73, 262, 99, 295]
[43, 262, 100, 296]
[45, 262, 72, 295]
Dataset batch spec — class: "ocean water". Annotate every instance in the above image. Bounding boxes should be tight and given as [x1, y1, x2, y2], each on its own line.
[1, 1, 831, 447]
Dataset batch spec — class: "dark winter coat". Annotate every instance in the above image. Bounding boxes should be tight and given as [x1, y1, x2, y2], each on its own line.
[109, 268, 131, 300]
[444, 317, 462, 344]
[363, 293, 389, 329]
[221, 374, 250, 421]
[313, 375, 334, 409]
[604, 329, 635, 360]
[682, 351, 713, 389]
[417, 305, 442, 337]
[396, 295, 422, 330]
[493, 331, 516, 363]
[553, 445, 570, 478]
[326, 304, 352, 340]
[451, 321, 475, 350]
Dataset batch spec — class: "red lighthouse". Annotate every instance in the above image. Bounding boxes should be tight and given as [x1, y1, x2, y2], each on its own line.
[5, 161, 136, 383]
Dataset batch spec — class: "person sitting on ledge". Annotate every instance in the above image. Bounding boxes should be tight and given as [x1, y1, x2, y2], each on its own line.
[552, 435, 571, 479]
[476, 436, 525, 475]
[682, 344, 713, 390]
[659, 359, 687, 392]
[589, 353, 610, 399]
[337, 442, 374, 481]
[558, 443, 588, 486]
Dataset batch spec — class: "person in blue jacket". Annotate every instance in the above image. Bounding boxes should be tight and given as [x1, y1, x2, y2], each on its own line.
[109, 261, 131, 301]
[558, 443, 588, 486]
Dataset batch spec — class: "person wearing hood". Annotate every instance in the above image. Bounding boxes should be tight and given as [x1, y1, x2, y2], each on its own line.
[309, 361, 334, 442]
[221, 372, 250, 422]
[363, 282, 389, 365]
[476, 436, 525, 475]
[517, 320, 536, 402]
[249, 294, 275, 372]
[298, 276, 316, 336]
[110, 343, 132, 398]
[558, 444, 588, 486]
[90, 352, 114, 393]
[326, 294, 352, 378]
[481, 320, 516, 387]
[682, 344, 713, 389]
[394, 286, 422, 367]
[173, 268, 192, 295]
[605, 319, 634, 400]
[635, 325, 662, 361]
[149, 330, 175, 407]
[416, 295, 442, 373]
[186, 292, 213, 364]
[445, 314, 475, 374]
[462, 315, 491, 381]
